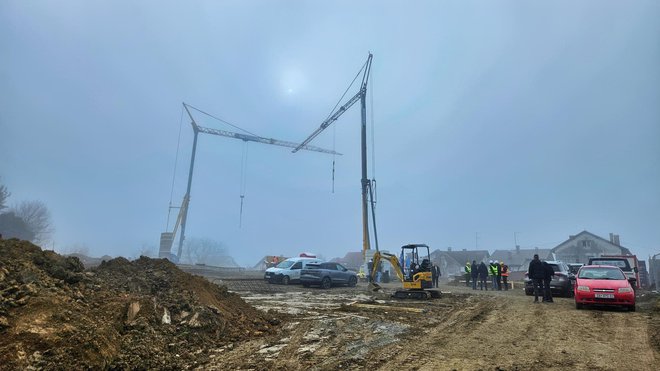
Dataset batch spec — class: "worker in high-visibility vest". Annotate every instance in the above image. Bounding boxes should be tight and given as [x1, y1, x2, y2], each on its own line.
[501, 261, 510, 291]
[489, 260, 499, 290]
[464, 261, 472, 287]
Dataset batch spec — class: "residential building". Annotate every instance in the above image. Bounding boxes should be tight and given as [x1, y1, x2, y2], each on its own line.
[550, 230, 633, 264]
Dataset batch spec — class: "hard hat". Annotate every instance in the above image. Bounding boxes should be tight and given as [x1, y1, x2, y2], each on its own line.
[500, 261, 504, 264]
[489, 260, 493, 264]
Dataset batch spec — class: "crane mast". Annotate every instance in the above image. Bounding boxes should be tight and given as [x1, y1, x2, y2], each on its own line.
[160, 103, 341, 261]
[293, 53, 377, 259]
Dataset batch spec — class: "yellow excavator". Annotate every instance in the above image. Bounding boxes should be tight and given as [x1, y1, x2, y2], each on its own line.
[369, 244, 441, 299]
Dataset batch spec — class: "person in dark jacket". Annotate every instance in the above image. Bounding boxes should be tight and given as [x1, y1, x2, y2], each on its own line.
[478, 261, 488, 290]
[431, 264, 439, 287]
[528, 254, 545, 303]
[367, 259, 374, 283]
[471, 260, 479, 290]
[542, 261, 555, 303]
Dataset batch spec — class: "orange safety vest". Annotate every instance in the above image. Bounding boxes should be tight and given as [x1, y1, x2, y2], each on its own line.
[501, 264, 509, 277]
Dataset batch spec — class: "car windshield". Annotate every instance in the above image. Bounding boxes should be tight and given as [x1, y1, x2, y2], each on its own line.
[275, 260, 294, 269]
[578, 267, 626, 280]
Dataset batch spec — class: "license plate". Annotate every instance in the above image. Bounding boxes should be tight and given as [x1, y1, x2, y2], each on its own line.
[595, 293, 614, 299]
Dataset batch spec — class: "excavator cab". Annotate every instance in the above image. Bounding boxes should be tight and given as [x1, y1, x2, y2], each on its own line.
[370, 244, 441, 299]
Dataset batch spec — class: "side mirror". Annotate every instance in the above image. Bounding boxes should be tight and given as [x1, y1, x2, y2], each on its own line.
[633, 267, 638, 273]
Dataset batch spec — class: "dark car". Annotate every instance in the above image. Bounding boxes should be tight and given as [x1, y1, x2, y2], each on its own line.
[300, 262, 358, 289]
[567, 263, 583, 275]
[525, 260, 574, 297]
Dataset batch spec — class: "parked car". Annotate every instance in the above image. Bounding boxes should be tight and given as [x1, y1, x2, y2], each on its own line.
[524, 261, 573, 297]
[587, 256, 640, 288]
[264, 257, 322, 285]
[567, 263, 583, 275]
[571, 265, 636, 311]
[300, 262, 358, 289]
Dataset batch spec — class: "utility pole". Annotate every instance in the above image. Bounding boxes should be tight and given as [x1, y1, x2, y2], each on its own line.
[514, 232, 519, 248]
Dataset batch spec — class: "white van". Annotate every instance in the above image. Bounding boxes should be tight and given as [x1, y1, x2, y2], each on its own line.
[264, 257, 322, 285]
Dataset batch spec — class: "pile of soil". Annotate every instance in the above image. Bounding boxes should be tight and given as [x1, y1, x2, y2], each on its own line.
[0, 239, 279, 369]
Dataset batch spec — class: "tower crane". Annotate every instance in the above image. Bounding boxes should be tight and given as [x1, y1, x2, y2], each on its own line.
[292, 53, 378, 267]
[159, 102, 341, 261]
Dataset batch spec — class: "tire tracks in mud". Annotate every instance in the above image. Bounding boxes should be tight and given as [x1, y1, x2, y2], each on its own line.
[362, 291, 656, 371]
[201, 283, 658, 371]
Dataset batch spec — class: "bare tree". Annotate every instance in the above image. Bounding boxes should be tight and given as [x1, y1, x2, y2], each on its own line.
[0, 212, 35, 241]
[13, 200, 54, 245]
[64, 243, 90, 256]
[0, 181, 10, 212]
[183, 237, 238, 267]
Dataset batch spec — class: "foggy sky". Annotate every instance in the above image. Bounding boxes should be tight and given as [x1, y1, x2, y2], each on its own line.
[1, 1, 659, 266]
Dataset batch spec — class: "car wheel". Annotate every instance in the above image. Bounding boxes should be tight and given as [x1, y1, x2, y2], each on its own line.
[629, 304, 636, 312]
[347, 276, 357, 287]
[282, 275, 290, 285]
[525, 289, 533, 296]
[576, 302, 583, 310]
[321, 277, 332, 289]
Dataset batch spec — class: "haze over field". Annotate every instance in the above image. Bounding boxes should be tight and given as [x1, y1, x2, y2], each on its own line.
[1, 1, 659, 265]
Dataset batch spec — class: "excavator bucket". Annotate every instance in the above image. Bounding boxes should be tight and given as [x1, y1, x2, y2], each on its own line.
[368, 282, 381, 292]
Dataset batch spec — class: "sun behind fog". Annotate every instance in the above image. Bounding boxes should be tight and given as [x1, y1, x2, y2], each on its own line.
[280, 68, 305, 96]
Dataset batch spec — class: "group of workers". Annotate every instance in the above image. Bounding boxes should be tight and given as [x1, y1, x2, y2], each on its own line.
[464, 260, 509, 291]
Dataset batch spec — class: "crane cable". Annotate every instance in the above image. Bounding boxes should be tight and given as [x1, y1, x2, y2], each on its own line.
[332, 125, 336, 193]
[186, 103, 260, 137]
[238, 141, 249, 228]
[167, 105, 185, 230]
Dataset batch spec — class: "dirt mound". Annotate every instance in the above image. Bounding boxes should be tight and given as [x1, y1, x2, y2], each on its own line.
[0, 239, 279, 369]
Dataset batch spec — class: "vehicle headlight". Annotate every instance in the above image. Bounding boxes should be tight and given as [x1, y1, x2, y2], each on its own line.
[577, 285, 590, 292]
[618, 287, 633, 293]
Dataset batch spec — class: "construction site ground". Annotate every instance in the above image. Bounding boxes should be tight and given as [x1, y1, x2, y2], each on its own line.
[208, 276, 659, 371]
[1, 241, 658, 370]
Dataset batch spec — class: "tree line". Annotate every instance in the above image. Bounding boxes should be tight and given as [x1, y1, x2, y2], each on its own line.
[0, 179, 53, 245]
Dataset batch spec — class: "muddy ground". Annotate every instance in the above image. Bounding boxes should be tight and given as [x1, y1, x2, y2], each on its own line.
[206, 278, 659, 371]
[1, 241, 658, 370]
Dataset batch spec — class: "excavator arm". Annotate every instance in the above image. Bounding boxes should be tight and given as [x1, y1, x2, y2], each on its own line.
[371, 251, 405, 284]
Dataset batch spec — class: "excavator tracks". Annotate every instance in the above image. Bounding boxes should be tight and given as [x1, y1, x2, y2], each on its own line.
[393, 289, 441, 300]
